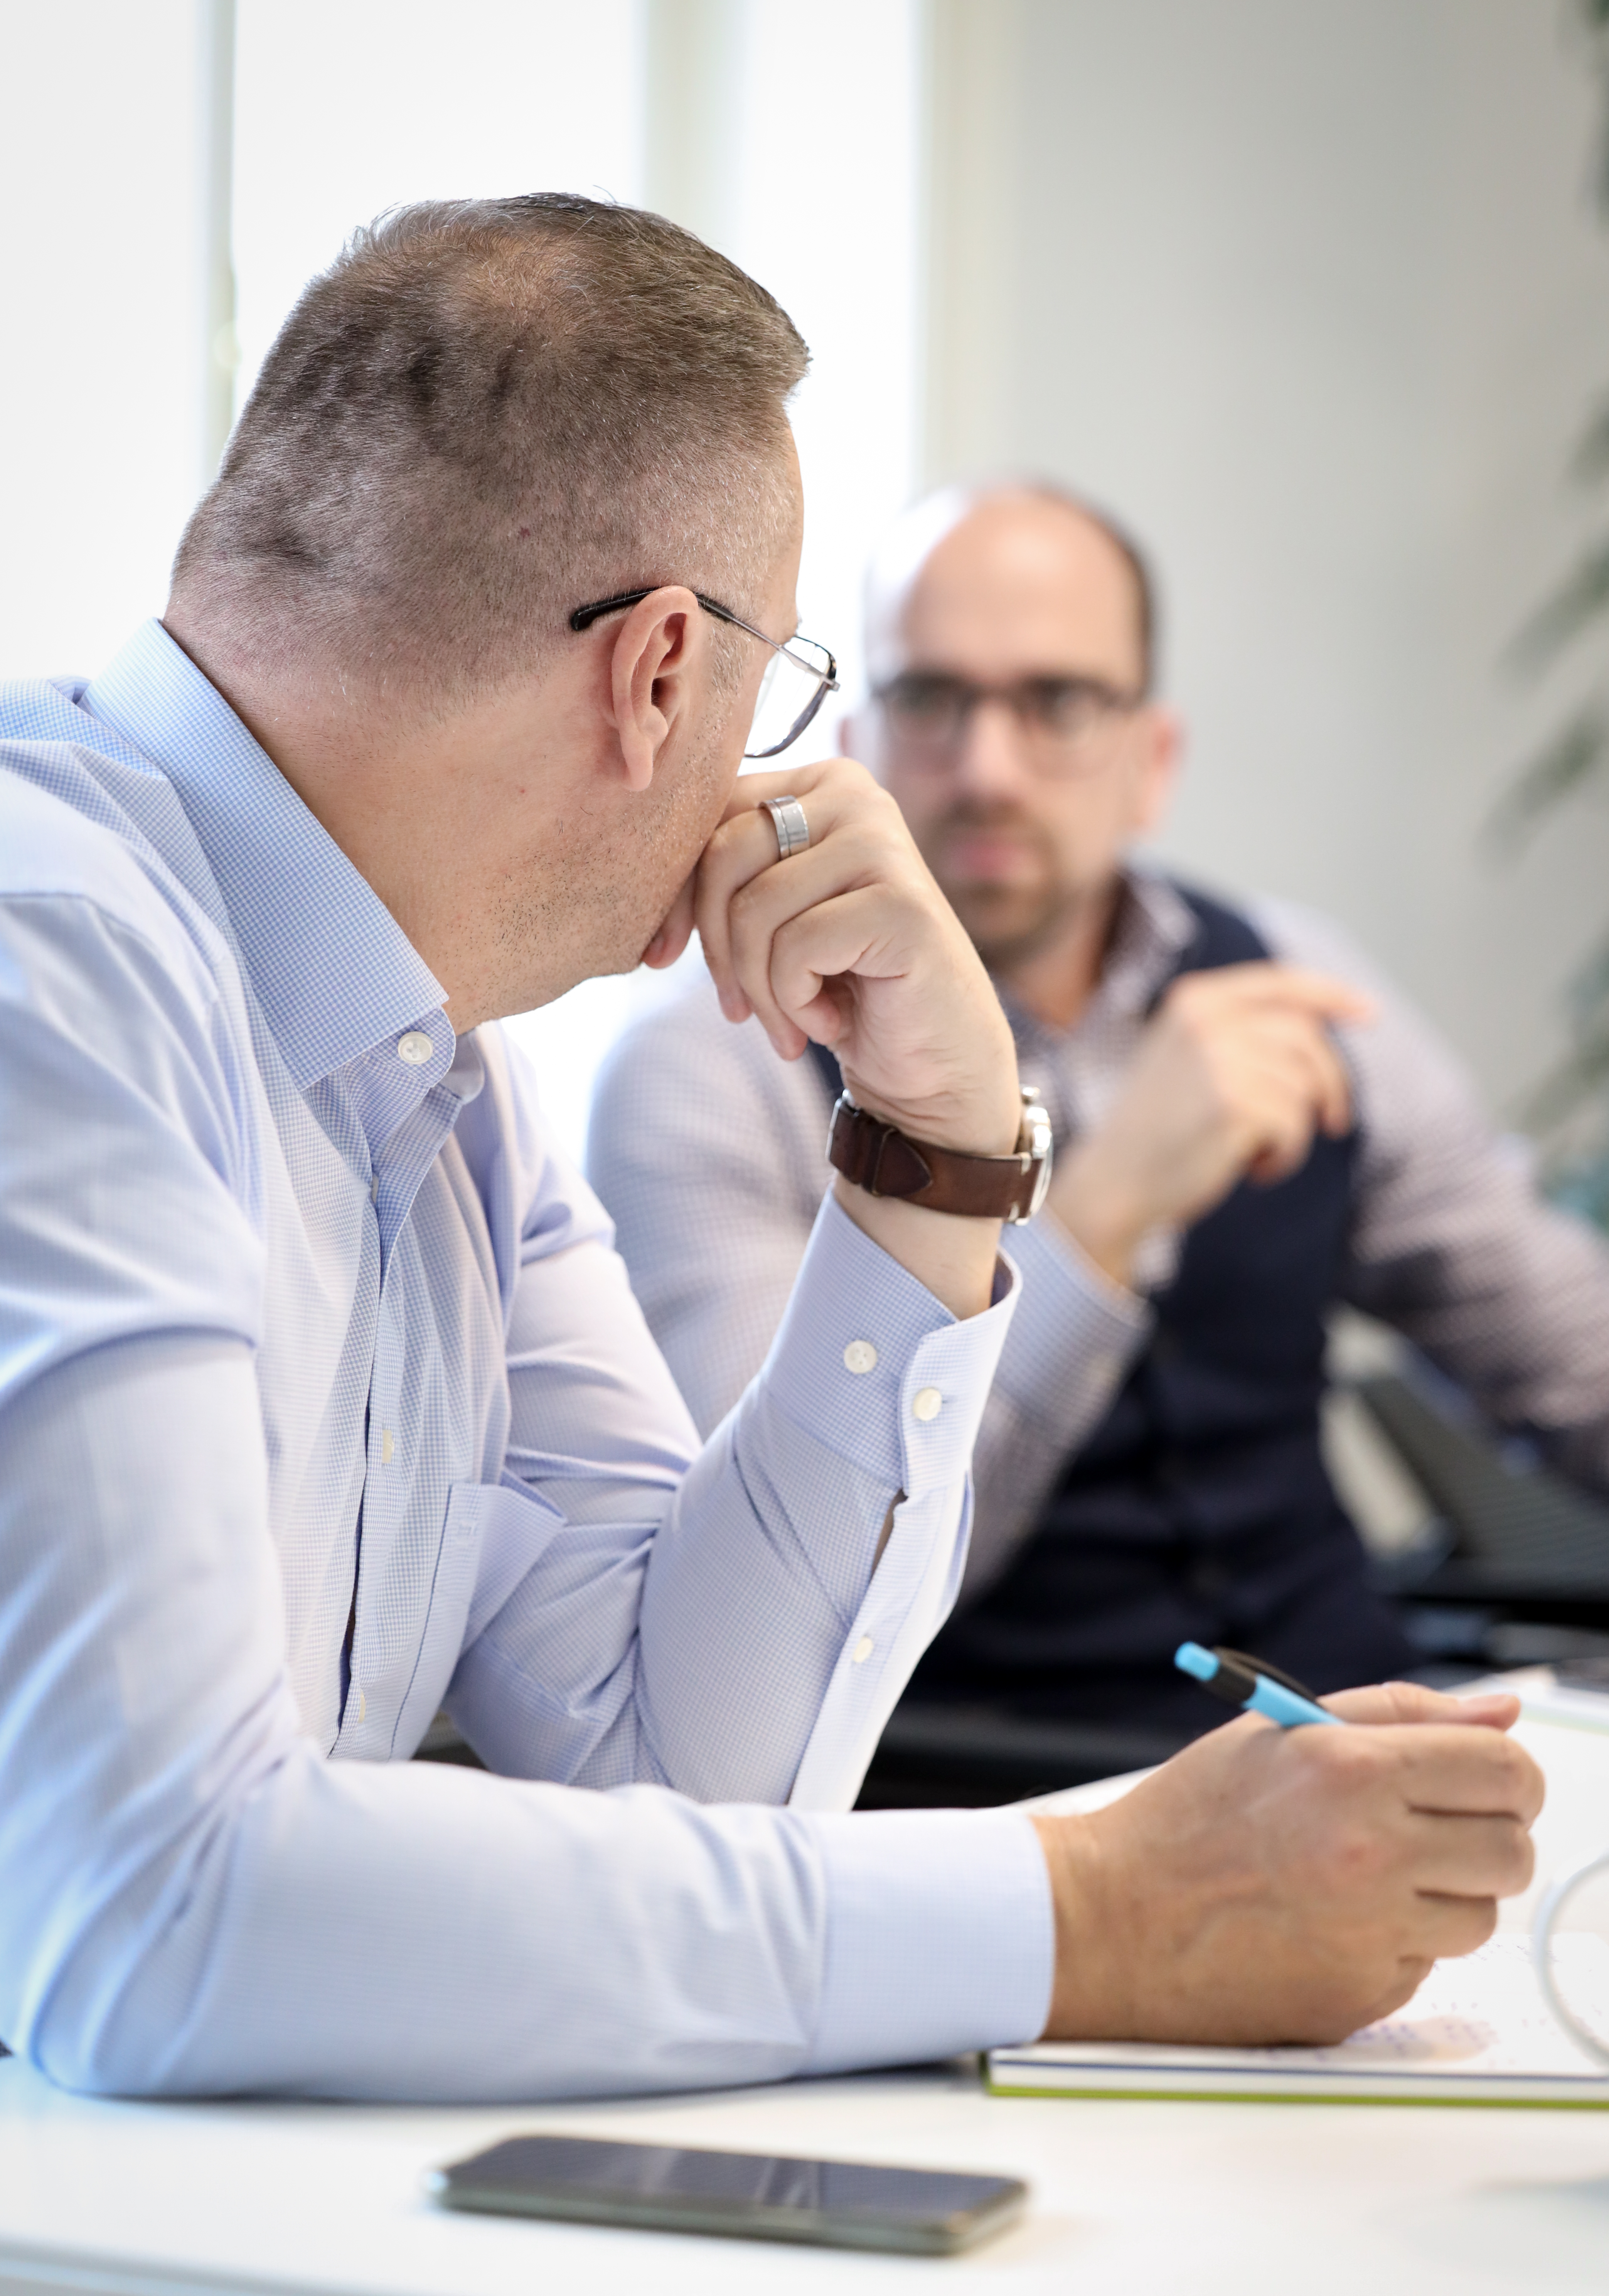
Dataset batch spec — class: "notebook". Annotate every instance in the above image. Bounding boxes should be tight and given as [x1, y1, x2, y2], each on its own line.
[986, 1933, 1609, 2106]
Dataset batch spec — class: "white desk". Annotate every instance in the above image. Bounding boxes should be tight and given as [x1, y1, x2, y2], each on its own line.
[3, 1697, 1607, 2296]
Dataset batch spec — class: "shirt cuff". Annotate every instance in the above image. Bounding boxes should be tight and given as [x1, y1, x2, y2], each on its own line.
[802, 1806, 1054, 2074]
[994, 1210, 1152, 1436]
[758, 1191, 1019, 1500]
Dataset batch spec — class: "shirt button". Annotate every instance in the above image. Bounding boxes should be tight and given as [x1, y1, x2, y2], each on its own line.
[397, 1031, 433, 1066]
[912, 1386, 943, 1422]
[381, 1428, 395, 1465]
[843, 1339, 878, 1375]
[852, 1636, 875, 1665]
[356, 1690, 367, 1723]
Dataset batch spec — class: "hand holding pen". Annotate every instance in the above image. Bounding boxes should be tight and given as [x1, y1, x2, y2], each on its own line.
[1029, 1674, 1542, 2051]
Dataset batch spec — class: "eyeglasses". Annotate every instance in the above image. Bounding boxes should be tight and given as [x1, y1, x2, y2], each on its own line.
[569, 588, 839, 760]
[872, 670, 1144, 777]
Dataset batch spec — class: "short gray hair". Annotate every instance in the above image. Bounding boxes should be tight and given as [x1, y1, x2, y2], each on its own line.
[172, 195, 810, 700]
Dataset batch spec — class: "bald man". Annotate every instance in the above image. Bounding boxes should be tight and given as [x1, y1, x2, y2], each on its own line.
[590, 484, 1609, 1764]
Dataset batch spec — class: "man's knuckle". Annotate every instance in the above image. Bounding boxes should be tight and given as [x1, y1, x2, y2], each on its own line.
[1308, 1728, 1390, 1793]
[827, 755, 876, 805]
[1499, 1738, 1544, 1812]
[1498, 1823, 1535, 1893]
[703, 815, 744, 867]
[1317, 1823, 1391, 1896]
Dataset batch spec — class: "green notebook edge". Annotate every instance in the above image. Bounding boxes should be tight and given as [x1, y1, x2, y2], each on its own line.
[983, 2067, 1609, 2109]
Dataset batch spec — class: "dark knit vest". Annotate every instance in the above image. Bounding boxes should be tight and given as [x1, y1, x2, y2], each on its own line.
[821, 884, 1415, 1735]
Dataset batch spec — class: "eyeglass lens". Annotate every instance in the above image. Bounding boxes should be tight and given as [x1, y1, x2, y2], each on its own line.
[877, 674, 1134, 771]
[745, 642, 834, 760]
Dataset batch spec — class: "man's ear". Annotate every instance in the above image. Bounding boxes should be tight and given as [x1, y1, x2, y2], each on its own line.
[608, 586, 706, 792]
[1132, 704, 1184, 837]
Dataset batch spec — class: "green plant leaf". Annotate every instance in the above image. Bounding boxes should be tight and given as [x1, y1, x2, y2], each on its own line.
[1486, 707, 1609, 849]
[1511, 541, 1609, 670]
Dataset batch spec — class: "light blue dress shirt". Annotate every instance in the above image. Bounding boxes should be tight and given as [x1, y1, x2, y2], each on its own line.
[0, 621, 1052, 2099]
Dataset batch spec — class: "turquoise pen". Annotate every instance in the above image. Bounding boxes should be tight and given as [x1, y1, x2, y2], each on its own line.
[1174, 1641, 1344, 1728]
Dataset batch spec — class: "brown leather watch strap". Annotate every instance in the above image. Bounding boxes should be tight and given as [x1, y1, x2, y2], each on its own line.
[826, 1092, 1052, 1224]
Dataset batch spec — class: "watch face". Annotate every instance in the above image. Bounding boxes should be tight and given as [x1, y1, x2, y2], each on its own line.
[1013, 1093, 1054, 1223]
[1020, 1143, 1053, 1221]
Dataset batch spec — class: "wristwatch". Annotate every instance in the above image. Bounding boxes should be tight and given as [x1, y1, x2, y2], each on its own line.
[827, 1087, 1053, 1225]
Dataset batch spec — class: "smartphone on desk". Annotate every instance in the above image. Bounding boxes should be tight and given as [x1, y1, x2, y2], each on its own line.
[428, 2131, 1028, 2256]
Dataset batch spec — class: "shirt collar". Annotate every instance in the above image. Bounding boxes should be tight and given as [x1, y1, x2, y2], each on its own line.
[1003, 864, 1198, 1060]
[1098, 866, 1198, 1016]
[80, 620, 449, 1091]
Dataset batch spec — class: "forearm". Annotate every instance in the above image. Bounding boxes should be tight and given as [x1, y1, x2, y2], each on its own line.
[585, 1003, 824, 1438]
[1350, 1190, 1609, 1489]
[473, 1198, 1018, 1808]
[1343, 1073, 1609, 1485]
[1254, 896, 1609, 1489]
[635, 1193, 1018, 1808]
[1043, 1137, 1155, 1291]
[831, 1174, 1002, 1322]
[34, 1725, 1052, 2102]
[2, 1335, 1051, 2100]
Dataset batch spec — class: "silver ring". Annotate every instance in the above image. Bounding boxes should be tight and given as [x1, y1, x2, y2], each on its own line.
[760, 795, 810, 861]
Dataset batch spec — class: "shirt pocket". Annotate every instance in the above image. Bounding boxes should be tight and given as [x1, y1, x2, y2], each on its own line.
[391, 1475, 566, 1757]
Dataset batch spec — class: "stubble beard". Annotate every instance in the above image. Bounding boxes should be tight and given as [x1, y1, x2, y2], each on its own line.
[923, 802, 1093, 980]
[492, 707, 736, 1001]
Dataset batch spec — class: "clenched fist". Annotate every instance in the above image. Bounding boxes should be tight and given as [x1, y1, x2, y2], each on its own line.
[1050, 960, 1374, 1287]
[652, 756, 1023, 1319]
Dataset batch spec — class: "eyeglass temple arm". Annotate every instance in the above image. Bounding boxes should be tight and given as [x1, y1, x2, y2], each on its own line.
[571, 591, 837, 687]
[568, 588, 733, 634]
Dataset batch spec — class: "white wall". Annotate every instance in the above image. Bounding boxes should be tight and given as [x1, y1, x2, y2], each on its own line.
[507, 0, 923, 1162]
[711, 0, 923, 740]
[927, 0, 1609, 1115]
[0, 0, 211, 681]
[231, 0, 642, 408]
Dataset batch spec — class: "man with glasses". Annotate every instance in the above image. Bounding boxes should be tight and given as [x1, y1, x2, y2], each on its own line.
[593, 481, 1609, 1772]
[569, 585, 841, 761]
[0, 202, 1542, 2103]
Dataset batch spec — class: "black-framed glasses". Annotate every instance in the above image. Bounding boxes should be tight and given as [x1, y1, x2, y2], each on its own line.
[872, 670, 1144, 778]
[569, 588, 839, 760]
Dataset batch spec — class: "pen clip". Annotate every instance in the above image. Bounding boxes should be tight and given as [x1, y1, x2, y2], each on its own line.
[1215, 1647, 1321, 1703]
